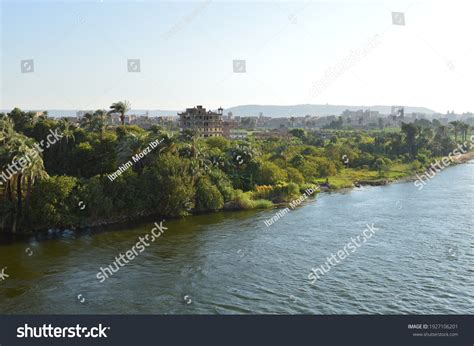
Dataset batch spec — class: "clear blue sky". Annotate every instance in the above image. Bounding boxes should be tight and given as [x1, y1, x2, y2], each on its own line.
[1, 0, 473, 113]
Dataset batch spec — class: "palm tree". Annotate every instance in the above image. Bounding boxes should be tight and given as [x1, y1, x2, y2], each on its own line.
[117, 132, 149, 171]
[0, 119, 48, 232]
[23, 148, 48, 228]
[158, 131, 177, 155]
[58, 119, 76, 145]
[80, 112, 94, 131]
[459, 122, 470, 142]
[436, 125, 449, 138]
[109, 101, 131, 126]
[12, 136, 48, 230]
[93, 109, 110, 137]
[401, 122, 419, 157]
[449, 121, 461, 142]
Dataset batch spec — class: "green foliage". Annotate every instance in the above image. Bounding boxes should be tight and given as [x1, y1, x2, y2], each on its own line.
[256, 161, 287, 185]
[287, 167, 305, 184]
[230, 190, 273, 210]
[29, 176, 78, 229]
[289, 128, 305, 139]
[206, 136, 230, 151]
[314, 157, 337, 177]
[208, 169, 235, 202]
[374, 157, 391, 177]
[195, 177, 224, 211]
[2, 106, 470, 232]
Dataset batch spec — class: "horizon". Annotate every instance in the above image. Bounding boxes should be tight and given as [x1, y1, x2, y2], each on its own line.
[0, 103, 467, 118]
[1, 0, 473, 113]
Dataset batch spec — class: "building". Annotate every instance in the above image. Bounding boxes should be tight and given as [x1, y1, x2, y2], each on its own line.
[341, 109, 380, 128]
[179, 105, 223, 137]
[155, 115, 178, 130]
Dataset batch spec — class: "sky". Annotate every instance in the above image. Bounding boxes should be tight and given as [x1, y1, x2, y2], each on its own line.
[1, 0, 473, 114]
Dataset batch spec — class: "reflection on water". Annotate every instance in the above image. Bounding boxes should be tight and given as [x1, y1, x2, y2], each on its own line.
[0, 162, 473, 314]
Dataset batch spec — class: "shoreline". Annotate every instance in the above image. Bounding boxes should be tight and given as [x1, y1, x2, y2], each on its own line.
[3, 153, 474, 236]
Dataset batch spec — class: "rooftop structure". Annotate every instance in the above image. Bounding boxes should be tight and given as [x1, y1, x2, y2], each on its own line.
[179, 105, 223, 137]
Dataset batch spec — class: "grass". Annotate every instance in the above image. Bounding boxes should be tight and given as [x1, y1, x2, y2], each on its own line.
[231, 190, 273, 210]
[314, 163, 415, 190]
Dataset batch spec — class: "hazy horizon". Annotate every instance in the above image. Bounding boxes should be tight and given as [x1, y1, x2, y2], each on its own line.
[1, 103, 447, 118]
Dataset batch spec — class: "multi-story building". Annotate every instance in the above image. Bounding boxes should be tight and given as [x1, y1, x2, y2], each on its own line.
[179, 105, 223, 137]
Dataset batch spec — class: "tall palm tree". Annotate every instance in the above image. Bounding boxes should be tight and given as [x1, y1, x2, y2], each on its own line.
[23, 149, 48, 228]
[449, 121, 461, 142]
[58, 119, 76, 145]
[93, 109, 111, 137]
[0, 119, 48, 232]
[117, 132, 149, 171]
[11, 137, 48, 230]
[401, 122, 419, 158]
[459, 122, 470, 142]
[80, 112, 94, 131]
[109, 101, 131, 126]
[158, 131, 177, 155]
[436, 125, 449, 138]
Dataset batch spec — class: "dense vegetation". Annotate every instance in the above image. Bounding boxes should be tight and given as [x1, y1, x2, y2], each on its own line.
[0, 106, 472, 233]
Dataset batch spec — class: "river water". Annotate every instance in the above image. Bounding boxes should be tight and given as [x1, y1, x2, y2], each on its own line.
[0, 161, 473, 314]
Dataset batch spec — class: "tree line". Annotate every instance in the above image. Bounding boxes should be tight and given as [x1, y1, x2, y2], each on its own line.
[0, 103, 472, 233]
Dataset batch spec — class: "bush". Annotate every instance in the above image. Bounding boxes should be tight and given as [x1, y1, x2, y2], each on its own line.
[287, 167, 305, 184]
[256, 161, 287, 185]
[206, 137, 230, 151]
[315, 158, 337, 177]
[30, 176, 78, 229]
[195, 177, 224, 211]
[208, 169, 235, 202]
[252, 182, 300, 203]
[230, 190, 273, 210]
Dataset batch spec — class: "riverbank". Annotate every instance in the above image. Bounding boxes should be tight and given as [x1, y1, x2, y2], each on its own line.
[3, 152, 473, 235]
[87, 152, 474, 230]
[452, 150, 474, 163]
[321, 151, 474, 191]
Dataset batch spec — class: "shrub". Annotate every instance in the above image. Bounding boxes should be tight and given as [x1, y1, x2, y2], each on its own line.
[287, 167, 305, 184]
[195, 177, 224, 211]
[256, 161, 287, 185]
[230, 190, 273, 210]
[30, 176, 78, 229]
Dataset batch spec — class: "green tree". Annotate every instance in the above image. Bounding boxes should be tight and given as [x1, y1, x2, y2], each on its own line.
[449, 121, 461, 142]
[194, 177, 224, 211]
[30, 176, 78, 229]
[287, 167, 305, 184]
[460, 122, 470, 142]
[289, 128, 305, 139]
[401, 122, 419, 158]
[256, 161, 287, 185]
[109, 100, 131, 126]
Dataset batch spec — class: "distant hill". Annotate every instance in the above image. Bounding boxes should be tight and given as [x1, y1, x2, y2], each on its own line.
[2, 104, 436, 118]
[224, 104, 436, 117]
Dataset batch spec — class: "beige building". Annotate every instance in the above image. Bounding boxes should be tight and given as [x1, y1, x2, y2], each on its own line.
[179, 105, 223, 137]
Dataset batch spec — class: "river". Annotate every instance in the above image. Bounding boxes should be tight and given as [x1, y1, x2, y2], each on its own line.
[0, 161, 473, 314]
